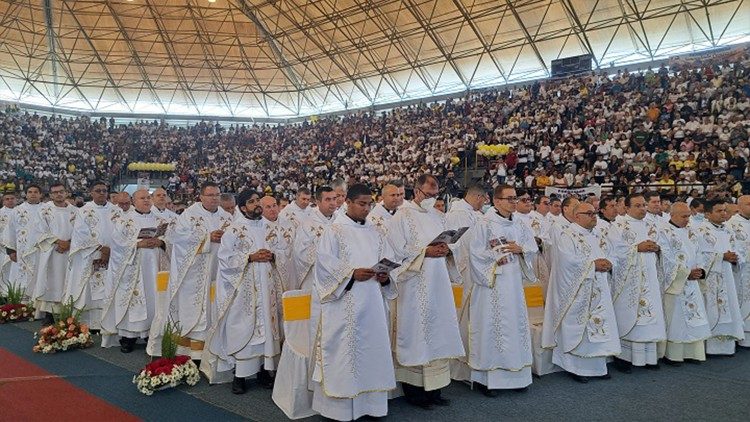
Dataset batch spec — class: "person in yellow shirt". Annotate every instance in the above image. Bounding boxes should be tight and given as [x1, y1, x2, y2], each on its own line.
[668, 159, 684, 171]
[535, 170, 552, 188]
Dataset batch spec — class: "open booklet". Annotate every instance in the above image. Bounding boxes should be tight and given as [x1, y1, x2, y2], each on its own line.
[137, 222, 169, 239]
[429, 226, 469, 245]
[371, 258, 401, 273]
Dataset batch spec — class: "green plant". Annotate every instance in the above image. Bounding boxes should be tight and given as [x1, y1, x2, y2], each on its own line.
[4, 282, 27, 305]
[54, 297, 83, 323]
[161, 319, 182, 359]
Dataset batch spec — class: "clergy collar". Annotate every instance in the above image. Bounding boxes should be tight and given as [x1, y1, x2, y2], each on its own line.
[154, 206, 166, 213]
[346, 213, 366, 225]
[93, 201, 108, 207]
[135, 209, 151, 215]
[648, 211, 662, 218]
[201, 204, 218, 214]
[669, 220, 683, 229]
[382, 204, 398, 215]
[496, 209, 512, 220]
[708, 220, 724, 229]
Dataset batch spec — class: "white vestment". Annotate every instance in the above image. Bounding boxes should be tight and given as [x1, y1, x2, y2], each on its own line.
[655, 223, 711, 361]
[607, 215, 666, 365]
[33, 203, 77, 313]
[151, 205, 178, 271]
[367, 203, 397, 236]
[454, 210, 535, 389]
[445, 199, 482, 286]
[147, 203, 232, 357]
[264, 216, 297, 292]
[0, 206, 18, 296]
[101, 210, 163, 346]
[311, 215, 397, 421]
[279, 201, 311, 227]
[3, 202, 48, 299]
[64, 202, 121, 329]
[542, 223, 620, 376]
[726, 214, 750, 347]
[293, 208, 334, 291]
[694, 221, 745, 354]
[515, 210, 550, 295]
[201, 217, 282, 383]
[387, 200, 465, 391]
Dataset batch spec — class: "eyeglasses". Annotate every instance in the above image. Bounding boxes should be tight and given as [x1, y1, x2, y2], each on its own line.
[50, 190, 66, 194]
[495, 196, 518, 202]
[577, 212, 597, 217]
[92, 189, 107, 193]
[418, 188, 438, 199]
[518, 197, 531, 203]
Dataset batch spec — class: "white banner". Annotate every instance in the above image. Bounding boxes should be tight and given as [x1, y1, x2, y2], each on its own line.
[544, 185, 602, 198]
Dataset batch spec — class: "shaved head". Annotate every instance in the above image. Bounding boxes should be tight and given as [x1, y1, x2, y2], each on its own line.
[381, 183, 401, 210]
[133, 189, 152, 213]
[573, 202, 597, 230]
[153, 188, 168, 209]
[670, 202, 691, 228]
[260, 196, 280, 222]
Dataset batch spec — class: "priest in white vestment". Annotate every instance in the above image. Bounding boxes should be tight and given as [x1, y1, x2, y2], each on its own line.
[0, 192, 18, 297]
[279, 188, 312, 227]
[726, 195, 750, 347]
[655, 203, 711, 363]
[293, 188, 338, 291]
[513, 189, 549, 294]
[387, 174, 464, 408]
[33, 183, 77, 321]
[201, 190, 282, 394]
[261, 196, 297, 292]
[311, 184, 397, 421]
[151, 188, 179, 271]
[543, 202, 621, 382]
[607, 193, 666, 371]
[367, 181, 404, 236]
[101, 190, 164, 353]
[456, 184, 535, 396]
[694, 200, 745, 355]
[65, 182, 120, 331]
[445, 184, 486, 286]
[3, 185, 47, 303]
[147, 182, 233, 358]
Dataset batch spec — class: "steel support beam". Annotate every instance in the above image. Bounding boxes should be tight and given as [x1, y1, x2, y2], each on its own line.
[505, 0, 550, 76]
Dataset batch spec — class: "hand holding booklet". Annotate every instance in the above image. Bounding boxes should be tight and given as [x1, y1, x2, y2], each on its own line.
[137, 222, 169, 239]
[371, 258, 401, 273]
[429, 226, 469, 245]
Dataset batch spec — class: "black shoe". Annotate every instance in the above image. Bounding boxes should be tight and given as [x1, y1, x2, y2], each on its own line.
[42, 313, 55, 327]
[479, 384, 499, 397]
[662, 359, 682, 367]
[119, 337, 135, 353]
[513, 387, 529, 393]
[232, 376, 246, 394]
[90, 329, 100, 335]
[684, 359, 702, 365]
[426, 388, 450, 406]
[405, 396, 433, 410]
[192, 359, 201, 367]
[569, 373, 589, 384]
[600, 373, 612, 380]
[257, 369, 275, 389]
[614, 358, 632, 374]
[646, 363, 661, 370]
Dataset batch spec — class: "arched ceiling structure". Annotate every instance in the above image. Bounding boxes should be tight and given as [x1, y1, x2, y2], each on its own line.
[0, 0, 747, 119]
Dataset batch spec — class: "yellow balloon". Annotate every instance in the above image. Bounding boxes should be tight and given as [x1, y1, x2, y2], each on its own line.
[450, 156, 460, 165]
[354, 141, 362, 149]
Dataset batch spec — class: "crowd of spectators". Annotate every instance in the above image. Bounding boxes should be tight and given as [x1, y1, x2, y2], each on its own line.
[0, 46, 748, 202]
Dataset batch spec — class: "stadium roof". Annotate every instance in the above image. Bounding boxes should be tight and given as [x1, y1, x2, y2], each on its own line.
[0, 0, 748, 119]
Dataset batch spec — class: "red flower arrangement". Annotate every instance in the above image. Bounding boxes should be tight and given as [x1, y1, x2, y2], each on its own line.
[0, 303, 34, 323]
[133, 321, 199, 395]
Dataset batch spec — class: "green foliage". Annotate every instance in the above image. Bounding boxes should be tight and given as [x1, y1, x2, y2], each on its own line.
[4, 282, 27, 305]
[161, 319, 182, 359]
[54, 297, 83, 322]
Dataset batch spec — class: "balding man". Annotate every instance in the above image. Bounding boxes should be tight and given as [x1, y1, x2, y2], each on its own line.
[367, 181, 404, 236]
[115, 192, 131, 212]
[542, 202, 620, 382]
[727, 195, 750, 347]
[260, 195, 297, 291]
[220, 193, 239, 221]
[151, 188, 178, 270]
[331, 178, 348, 221]
[101, 189, 165, 353]
[655, 202, 711, 364]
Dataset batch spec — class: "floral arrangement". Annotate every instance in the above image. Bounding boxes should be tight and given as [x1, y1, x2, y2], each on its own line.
[133, 320, 199, 395]
[33, 298, 91, 353]
[0, 282, 34, 323]
[476, 143, 511, 157]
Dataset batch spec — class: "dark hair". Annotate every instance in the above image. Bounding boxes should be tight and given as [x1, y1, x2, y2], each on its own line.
[49, 182, 66, 191]
[561, 196, 578, 209]
[416, 174, 438, 189]
[346, 183, 372, 200]
[643, 191, 661, 202]
[315, 186, 334, 201]
[625, 193, 645, 207]
[493, 184, 514, 198]
[90, 181, 107, 191]
[236, 190, 260, 207]
[704, 199, 726, 213]
[26, 184, 42, 194]
[599, 196, 615, 210]
[464, 183, 486, 198]
[296, 187, 312, 196]
[200, 182, 220, 195]
[534, 195, 549, 205]
[387, 179, 404, 188]
[689, 198, 704, 209]
[516, 188, 531, 198]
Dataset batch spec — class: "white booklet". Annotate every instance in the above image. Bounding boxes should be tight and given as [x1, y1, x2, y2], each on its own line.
[430, 227, 469, 245]
[371, 258, 401, 273]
